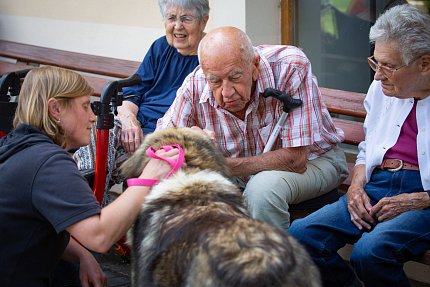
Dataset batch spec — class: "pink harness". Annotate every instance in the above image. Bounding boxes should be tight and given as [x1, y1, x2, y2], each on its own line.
[126, 144, 185, 187]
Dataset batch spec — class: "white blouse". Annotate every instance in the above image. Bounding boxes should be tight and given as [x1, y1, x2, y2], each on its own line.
[356, 80, 430, 190]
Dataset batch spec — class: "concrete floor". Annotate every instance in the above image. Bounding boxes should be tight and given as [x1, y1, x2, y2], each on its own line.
[99, 246, 429, 287]
[98, 250, 131, 287]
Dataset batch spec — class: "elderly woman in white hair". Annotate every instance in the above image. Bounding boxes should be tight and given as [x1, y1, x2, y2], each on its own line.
[290, 4, 430, 287]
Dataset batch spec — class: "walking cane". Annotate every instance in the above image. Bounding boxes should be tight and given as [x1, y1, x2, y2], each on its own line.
[261, 88, 302, 153]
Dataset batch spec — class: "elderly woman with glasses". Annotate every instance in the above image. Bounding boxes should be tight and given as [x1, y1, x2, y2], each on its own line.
[73, 0, 209, 205]
[289, 4, 430, 287]
[118, 0, 209, 154]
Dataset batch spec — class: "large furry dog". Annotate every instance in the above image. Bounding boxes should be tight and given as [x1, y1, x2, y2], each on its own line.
[120, 127, 321, 287]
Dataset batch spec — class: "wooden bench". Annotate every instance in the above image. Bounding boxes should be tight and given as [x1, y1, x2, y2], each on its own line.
[320, 87, 430, 266]
[0, 61, 109, 97]
[0, 40, 140, 78]
[0, 40, 141, 97]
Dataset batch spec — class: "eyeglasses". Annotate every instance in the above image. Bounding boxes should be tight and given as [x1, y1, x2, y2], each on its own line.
[165, 14, 197, 25]
[367, 56, 417, 78]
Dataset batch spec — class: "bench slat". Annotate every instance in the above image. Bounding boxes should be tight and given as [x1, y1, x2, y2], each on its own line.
[321, 87, 366, 118]
[0, 61, 107, 97]
[0, 61, 34, 74]
[332, 117, 364, 146]
[0, 40, 140, 79]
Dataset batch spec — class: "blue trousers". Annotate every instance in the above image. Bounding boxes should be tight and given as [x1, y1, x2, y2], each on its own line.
[289, 170, 430, 287]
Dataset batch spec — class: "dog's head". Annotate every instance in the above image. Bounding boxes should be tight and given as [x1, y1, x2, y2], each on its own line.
[120, 127, 230, 178]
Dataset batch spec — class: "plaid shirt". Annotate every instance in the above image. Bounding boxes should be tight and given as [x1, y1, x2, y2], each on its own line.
[157, 45, 344, 160]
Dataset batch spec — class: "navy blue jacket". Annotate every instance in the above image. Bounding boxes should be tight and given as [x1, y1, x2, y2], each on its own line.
[0, 125, 100, 287]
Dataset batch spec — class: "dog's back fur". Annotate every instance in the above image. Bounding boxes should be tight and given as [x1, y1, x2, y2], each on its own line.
[120, 127, 321, 287]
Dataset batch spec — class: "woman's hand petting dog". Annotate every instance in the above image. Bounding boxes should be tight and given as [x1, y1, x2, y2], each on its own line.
[138, 148, 180, 180]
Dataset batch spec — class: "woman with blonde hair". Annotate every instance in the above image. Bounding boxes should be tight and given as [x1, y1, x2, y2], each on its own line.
[0, 66, 178, 287]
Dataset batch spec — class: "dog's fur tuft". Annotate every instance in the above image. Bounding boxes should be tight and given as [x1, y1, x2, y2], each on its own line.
[120, 127, 321, 287]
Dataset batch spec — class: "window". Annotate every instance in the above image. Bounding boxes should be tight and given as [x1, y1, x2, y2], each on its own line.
[281, 0, 430, 93]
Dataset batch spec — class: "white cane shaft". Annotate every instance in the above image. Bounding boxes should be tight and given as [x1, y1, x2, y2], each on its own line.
[263, 112, 288, 153]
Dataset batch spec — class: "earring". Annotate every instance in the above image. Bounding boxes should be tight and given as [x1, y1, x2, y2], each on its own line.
[56, 118, 61, 124]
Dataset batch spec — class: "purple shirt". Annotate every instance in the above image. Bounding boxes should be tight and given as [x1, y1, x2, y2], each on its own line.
[384, 99, 418, 166]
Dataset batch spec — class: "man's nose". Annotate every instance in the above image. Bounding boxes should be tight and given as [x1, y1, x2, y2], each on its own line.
[221, 81, 235, 97]
[373, 67, 387, 81]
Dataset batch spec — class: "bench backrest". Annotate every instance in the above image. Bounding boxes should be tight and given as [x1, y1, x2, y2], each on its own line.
[0, 40, 140, 79]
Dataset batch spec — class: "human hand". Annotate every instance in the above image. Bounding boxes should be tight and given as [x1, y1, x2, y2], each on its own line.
[370, 192, 429, 222]
[139, 147, 180, 181]
[191, 126, 215, 140]
[272, 147, 308, 174]
[120, 114, 143, 154]
[79, 252, 107, 287]
[346, 184, 375, 230]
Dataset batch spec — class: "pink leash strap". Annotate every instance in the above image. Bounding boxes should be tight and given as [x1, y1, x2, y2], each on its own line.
[127, 144, 185, 187]
[145, 144, 185, 178]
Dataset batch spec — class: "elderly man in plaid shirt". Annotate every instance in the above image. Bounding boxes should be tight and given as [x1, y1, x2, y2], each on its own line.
[157, 26, 348, 232]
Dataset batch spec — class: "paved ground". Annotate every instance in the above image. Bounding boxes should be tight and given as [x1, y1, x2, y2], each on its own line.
[99, 187, 132, 286]
[97, 249, 131, 287]
[97, 251, 429, 287]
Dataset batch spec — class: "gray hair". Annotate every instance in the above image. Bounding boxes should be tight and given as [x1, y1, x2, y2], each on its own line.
[158, 0, 210, 21]
[369, 4, 430, 64]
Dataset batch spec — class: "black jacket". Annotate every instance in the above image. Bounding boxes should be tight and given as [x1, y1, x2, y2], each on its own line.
[0, 124, 100, 287]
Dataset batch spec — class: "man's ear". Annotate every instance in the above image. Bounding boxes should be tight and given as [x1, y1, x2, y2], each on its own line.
[420, 54, 430, 73]
[202, 15, 209, 27]
[47, 98, 61, 122]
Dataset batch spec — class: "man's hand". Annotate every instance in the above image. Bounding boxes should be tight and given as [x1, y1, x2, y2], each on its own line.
[190, 126, 215, 140]
[279, 146, 308, 173]
[370, 192, 430, 222]
[346, 184, 375, 230]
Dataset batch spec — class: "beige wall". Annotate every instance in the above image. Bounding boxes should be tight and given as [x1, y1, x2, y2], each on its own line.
[0, 0, 280, 61]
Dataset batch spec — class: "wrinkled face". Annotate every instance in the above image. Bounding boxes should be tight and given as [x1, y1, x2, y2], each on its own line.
[60, 95, 96, 150]
[202, 52, 259, 119]
[164, 6, 208, 56]
[372, 40, 421, 99]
